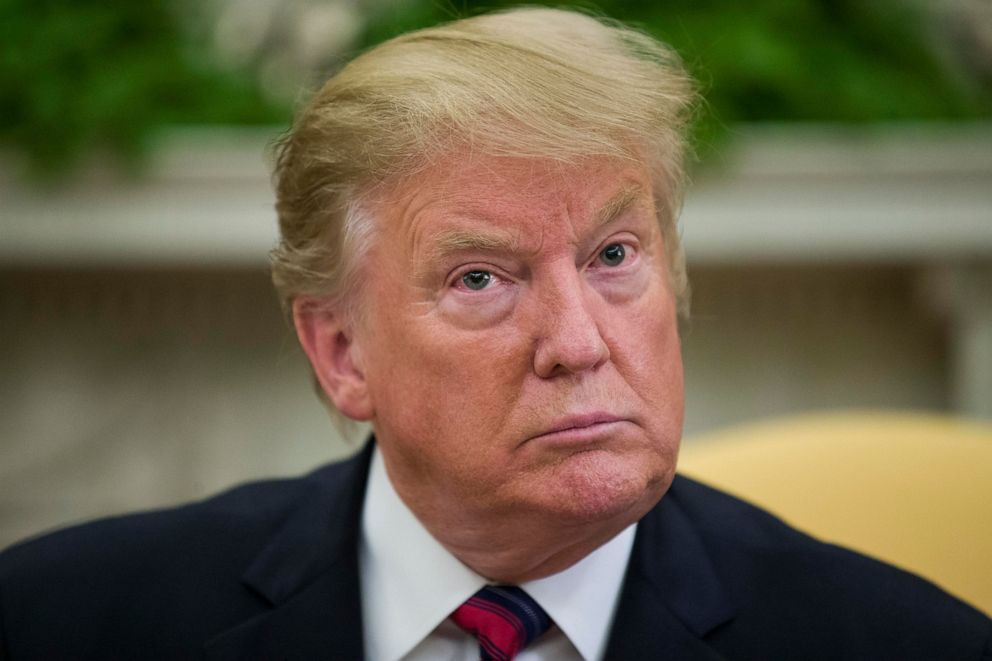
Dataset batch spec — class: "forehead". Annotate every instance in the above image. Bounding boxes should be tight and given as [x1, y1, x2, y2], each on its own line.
[374, 153, 656, 251]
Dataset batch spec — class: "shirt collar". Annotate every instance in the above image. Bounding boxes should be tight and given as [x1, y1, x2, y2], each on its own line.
[522, 523, 634, 661]
[360, 445, 635, 661]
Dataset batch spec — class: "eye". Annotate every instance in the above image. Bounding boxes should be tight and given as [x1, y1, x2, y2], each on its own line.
[598, 243, 626, 267]
[461, 270, 492, 290]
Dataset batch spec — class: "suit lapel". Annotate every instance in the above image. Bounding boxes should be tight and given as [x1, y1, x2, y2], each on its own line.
[201, 454, 734, 660]
[202, 569, 364, 659]
[204, 442, 374, 660]
[605, 476, 736, 660]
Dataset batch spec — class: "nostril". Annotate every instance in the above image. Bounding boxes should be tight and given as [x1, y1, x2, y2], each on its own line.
[533, 315, 610, 377]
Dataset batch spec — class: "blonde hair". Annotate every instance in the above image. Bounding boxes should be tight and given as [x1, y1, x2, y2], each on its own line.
[271, 7, 697, 324]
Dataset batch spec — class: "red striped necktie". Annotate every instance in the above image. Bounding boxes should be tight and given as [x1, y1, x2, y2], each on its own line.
[450, 585, 552, 661]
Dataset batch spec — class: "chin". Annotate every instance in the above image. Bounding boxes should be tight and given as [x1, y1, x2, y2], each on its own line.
[541, 448, 673, 523]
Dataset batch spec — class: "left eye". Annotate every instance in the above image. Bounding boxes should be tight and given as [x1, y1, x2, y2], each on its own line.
[461, 270, 492, 290]
[598, 243, 626, 267]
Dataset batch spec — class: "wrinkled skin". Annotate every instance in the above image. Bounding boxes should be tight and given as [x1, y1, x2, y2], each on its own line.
[296, 154, 684, 582]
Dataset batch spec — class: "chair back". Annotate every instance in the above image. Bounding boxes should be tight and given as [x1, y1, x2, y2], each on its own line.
[678, 410, 992, 615]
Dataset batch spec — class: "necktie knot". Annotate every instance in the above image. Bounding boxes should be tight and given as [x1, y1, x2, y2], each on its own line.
[451, 585, 551, 660]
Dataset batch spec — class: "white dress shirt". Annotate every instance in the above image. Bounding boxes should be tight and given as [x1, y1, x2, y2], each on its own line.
[360, 447, 636, 661]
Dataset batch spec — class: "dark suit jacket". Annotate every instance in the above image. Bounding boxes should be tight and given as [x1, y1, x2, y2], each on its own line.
[1, 442, 989, 660]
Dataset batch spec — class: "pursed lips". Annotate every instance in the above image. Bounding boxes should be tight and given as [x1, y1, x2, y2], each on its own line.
[525, 412, 629, 445]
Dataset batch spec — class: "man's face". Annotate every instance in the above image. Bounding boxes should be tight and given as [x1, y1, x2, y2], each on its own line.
[352, 153, 683, 534]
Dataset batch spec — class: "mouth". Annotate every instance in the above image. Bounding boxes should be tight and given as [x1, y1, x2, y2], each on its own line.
[526, 413, 630, 445]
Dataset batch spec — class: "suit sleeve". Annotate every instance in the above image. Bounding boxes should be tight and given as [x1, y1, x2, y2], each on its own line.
[0, 577, 8, 660]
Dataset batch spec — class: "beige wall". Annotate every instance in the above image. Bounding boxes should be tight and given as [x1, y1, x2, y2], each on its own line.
[0, 263, 957, 548]
[2, 124, 989, 549]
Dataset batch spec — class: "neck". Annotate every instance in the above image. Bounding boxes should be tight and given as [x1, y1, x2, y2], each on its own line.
[394, 478, 659, 583]
[438, 518, 632, 583]
[374, 436, 669, 583]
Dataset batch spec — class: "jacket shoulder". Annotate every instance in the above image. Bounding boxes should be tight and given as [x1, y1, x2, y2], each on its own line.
[668, 474, 992, 659]
[0, 453, 365, 659]
[1, 459, 350, 577]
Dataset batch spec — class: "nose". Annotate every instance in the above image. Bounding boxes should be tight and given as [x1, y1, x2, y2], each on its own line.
[532, 271, 611, 378]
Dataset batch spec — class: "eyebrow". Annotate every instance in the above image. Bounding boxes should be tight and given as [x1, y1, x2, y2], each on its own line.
[415, 224, 519, 282]
[594, 184, 644, 230]
[429, 228, 519, 262]
[423, 184, 647, 265]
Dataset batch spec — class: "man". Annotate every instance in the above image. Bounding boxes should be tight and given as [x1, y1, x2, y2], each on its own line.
[1, 7, 989, 660]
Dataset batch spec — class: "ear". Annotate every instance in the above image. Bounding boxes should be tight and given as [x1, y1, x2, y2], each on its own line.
[292, 297, 374, 421]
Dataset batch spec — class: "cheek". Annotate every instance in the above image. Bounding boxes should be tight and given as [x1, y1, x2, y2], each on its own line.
[370, 328, 535, 494]
[365, 307, 532, 440]
[612, 289, 683, 408]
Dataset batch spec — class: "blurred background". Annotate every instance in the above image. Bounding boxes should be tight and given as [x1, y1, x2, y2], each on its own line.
[2, 0, 991, 549]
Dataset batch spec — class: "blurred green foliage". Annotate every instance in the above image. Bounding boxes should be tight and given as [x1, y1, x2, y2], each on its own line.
[361, 0, 991, 156]
[0, 0, 286, 176]
[1, 0, 988, 176]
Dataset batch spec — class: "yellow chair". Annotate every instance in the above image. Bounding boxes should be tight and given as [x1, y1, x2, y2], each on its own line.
[678, 410, 992, 615]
